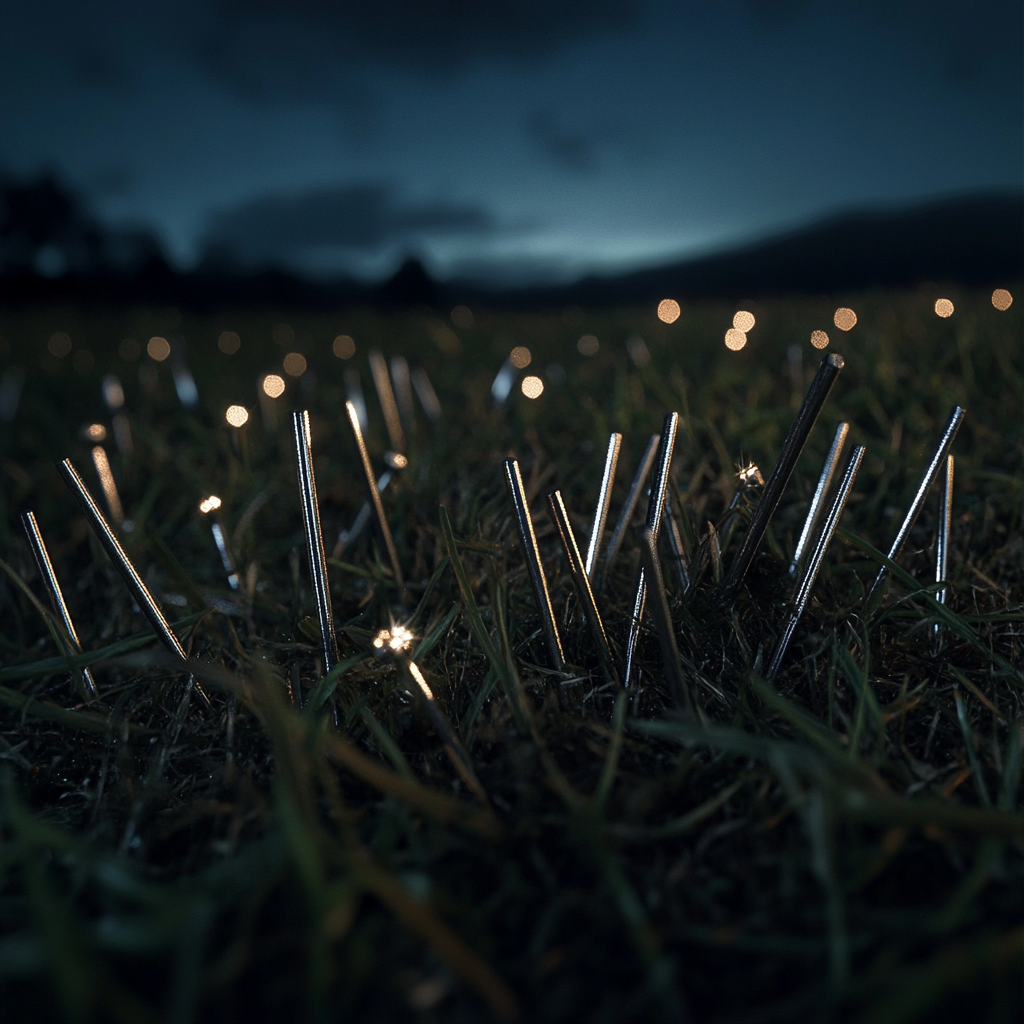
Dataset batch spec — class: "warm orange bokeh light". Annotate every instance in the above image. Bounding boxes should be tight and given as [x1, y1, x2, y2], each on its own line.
[992, 288, 1013, 311]
[147, 336, 171, 361]
[810, 330, 829, 349]
[333, 334, 356, 358]
[262, 374, 286, 398]
[521, 375, 544, 399]
[283, 352, 307, 377]
[657, 299, 681, 324]
[733, 310, 755, 332]
[510, 346, 532, 369]
[577, 334, 599, 356]
[218, 331, 241, 354]
[724, 329, 747, 351]
[85, 423, 107, 441]
[833, 308, 857, 331]
[225, 405, 249, 427]
[199, 495, 222, 514]
[934, 298, 954, 318]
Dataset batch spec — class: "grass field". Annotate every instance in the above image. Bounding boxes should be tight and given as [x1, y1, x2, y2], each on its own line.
[0, 285, 1021, 1023]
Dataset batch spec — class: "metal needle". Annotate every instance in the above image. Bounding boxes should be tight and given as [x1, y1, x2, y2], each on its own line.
[585, 432, 622, 579]
[722, 352, 845, 600]
[598, 433, 659, 594]
[547, 490, 619, 686]
[20, 510, 99, 699]
[790, 421, 849, 577]
[390, 356, 416, 440]
[369, 349, 406, 452]
[624, 412, 679, 687]
[767, 445, 865, 682]
[503, 458, 564, 670]
[869, 406, 965, 599]
[293, 411, 340, 677]
[935, 454, 954, 640]
[345, 401, 405, 590]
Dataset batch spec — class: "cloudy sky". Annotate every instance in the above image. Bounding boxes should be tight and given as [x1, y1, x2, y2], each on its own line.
[2, 1, 1019, 282]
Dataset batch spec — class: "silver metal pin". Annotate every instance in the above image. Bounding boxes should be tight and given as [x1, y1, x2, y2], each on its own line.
[624, 412, 679, 687]
[790, 421, 849, 577]
[199, 496, 239, 589]
[869, 406, 965, 599]
[935, 454, 954, 639]
[91, 445, 124, 526]
[548, 490, 619, 686]
[504, 458, 564, 670]
[345, 401, 405, 590]
[598, 433, 659, 593]
[344, 367, 369, 430]
[369, 349, 406, 452]
[293, 411, 340, 678]
[390, 356, 416, 440]
[21, 510, 99, 699]
[767, 445, 865, 681]
[412, 367, 442, 422]
[585, 432, 622, 579]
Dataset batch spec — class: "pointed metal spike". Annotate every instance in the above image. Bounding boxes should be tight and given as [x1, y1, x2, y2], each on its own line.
[934, 455, 954, 641]
[791, 421, 849, 577]
[585, 432, 622, 579]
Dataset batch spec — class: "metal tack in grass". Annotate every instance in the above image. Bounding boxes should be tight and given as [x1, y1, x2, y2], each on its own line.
[790, 421, 849, 579]
[935, 453, 954, 643]
[198, 494, 240, 590]
[585, 431, 622, 580]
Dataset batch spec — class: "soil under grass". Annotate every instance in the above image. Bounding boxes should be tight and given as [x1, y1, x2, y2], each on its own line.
[0, 286, 1021, 1023]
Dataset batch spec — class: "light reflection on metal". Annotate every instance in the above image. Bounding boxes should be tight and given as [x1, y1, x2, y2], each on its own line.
[767, 445, 865, 682]
[57, 459, 209, 703]
[384, 451, 408, 470]
[721, 352, 844, 600]
[412, 367, 442, 421]
[624, 412, 679, 687]
[199, 495, 222, 514]
[390, 356, 416, 438]
[199, 496, 239, 589]
[91, 445, 124, 525]
[503, 458, 564, 670]
[639, 526, 691, 711]
[547, 490, 619, 687]
[598, 433, 659, 594]
[790, 422, 849, 577]
[869, 406, 965, 599]
[344, 367, 369, 430]
[369, 349, 406, 452]
[585, 432, 622, 579]
[20, 510, 98, 699]
[345, 401, 404, 590]
[935, 455, 953, 641]
[293, 411, 340, 677]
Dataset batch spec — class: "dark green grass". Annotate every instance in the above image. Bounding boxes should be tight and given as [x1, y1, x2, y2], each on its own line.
[0, 286, 1022, 1023]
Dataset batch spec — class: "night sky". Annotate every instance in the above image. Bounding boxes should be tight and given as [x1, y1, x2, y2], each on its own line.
[2, 1, 1020, 284]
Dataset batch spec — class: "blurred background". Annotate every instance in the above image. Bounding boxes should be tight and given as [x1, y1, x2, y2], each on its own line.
[1, 0, 1021, 304]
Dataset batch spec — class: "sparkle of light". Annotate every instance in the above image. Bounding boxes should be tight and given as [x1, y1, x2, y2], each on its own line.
[372, 625, 414, 654]
[833, 308, 857, 332]
[934, 298, 954, 318]
[86, 423, 106, 441]
[333, 334, 356, 359]
[510, 346, 532, 369]
[657, 299, 681, 324]
[577, 334, 599, 356]
[147, 336, 171, 361]
[521, 375, 544, 399]
[218, 330, 241, 354]
[225, 405, 249, 427]
[389, 452, 409, 469]
[199, 495, 222, 514]
[724, 329, 747, 351]
[47, 332, 72, 358]
[733, 310, 756, 332]
[262, 373, 286, 398]
[991, 288, 1013, 311]
[810, 330, 829, 349]
[283, 352, 307, 377]
[738, 462, 764, 486]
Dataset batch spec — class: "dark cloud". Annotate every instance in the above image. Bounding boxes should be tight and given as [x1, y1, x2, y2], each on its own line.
[202, 182, 496, 266]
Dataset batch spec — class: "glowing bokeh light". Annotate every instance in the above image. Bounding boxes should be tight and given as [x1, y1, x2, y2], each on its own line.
[283, 352, 307, 377]
[521, 375, 544, 399]
[626, 335, 651, 367]
[333, 334, 356, 358]
[262, 373, 286, 398]
[85, 423, 107, 441]
[218, 330, 241, 354]
[657, 299, 681, 323]
[147, 336, 171, 361]
[992, 288, 1013, 311]
[510, 346, 532, 369]
[451, 305, 475, 329]
[577, 334, 599, 356]
[724, 329, 747, 351]
[48, 332, 72, 358]
[733, 310, 756, 332]
[389, 452, 409, 469]
[934, 298, 954, 318]
[199, 495, 222, 514]
[225, 405, 249, 427]
[833, 308, 857, 331]
[810, 330, 829, 349]
[372, 625, 414, 654]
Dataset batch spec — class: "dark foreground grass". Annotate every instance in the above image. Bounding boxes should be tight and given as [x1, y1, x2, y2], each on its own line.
[0, 287, 1021, 1023]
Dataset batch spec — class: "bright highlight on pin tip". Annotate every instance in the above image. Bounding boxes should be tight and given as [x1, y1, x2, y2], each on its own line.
[934, 298, 954, 318]
[521, 375, 544, 399]
[199, 495, 222, 514]
[657, 298, 680, 323]
[724, 328, 747, 351]
[262, 373, 285, 398]
[225, 405, 249, 427]
[510, 346, 532, 369]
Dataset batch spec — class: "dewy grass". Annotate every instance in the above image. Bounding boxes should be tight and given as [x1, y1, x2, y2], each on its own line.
[0, 286, 1021, 1022]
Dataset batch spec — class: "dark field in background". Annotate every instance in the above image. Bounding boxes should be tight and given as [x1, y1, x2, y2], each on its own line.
[0, 286, 1022, 1023]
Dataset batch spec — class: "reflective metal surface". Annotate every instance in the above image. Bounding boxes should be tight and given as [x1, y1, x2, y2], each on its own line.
[639, 526, 691, 711]
[790, 421, 849, 577]
[599, 433, 659, 593]
[585, 432, 622, 579]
